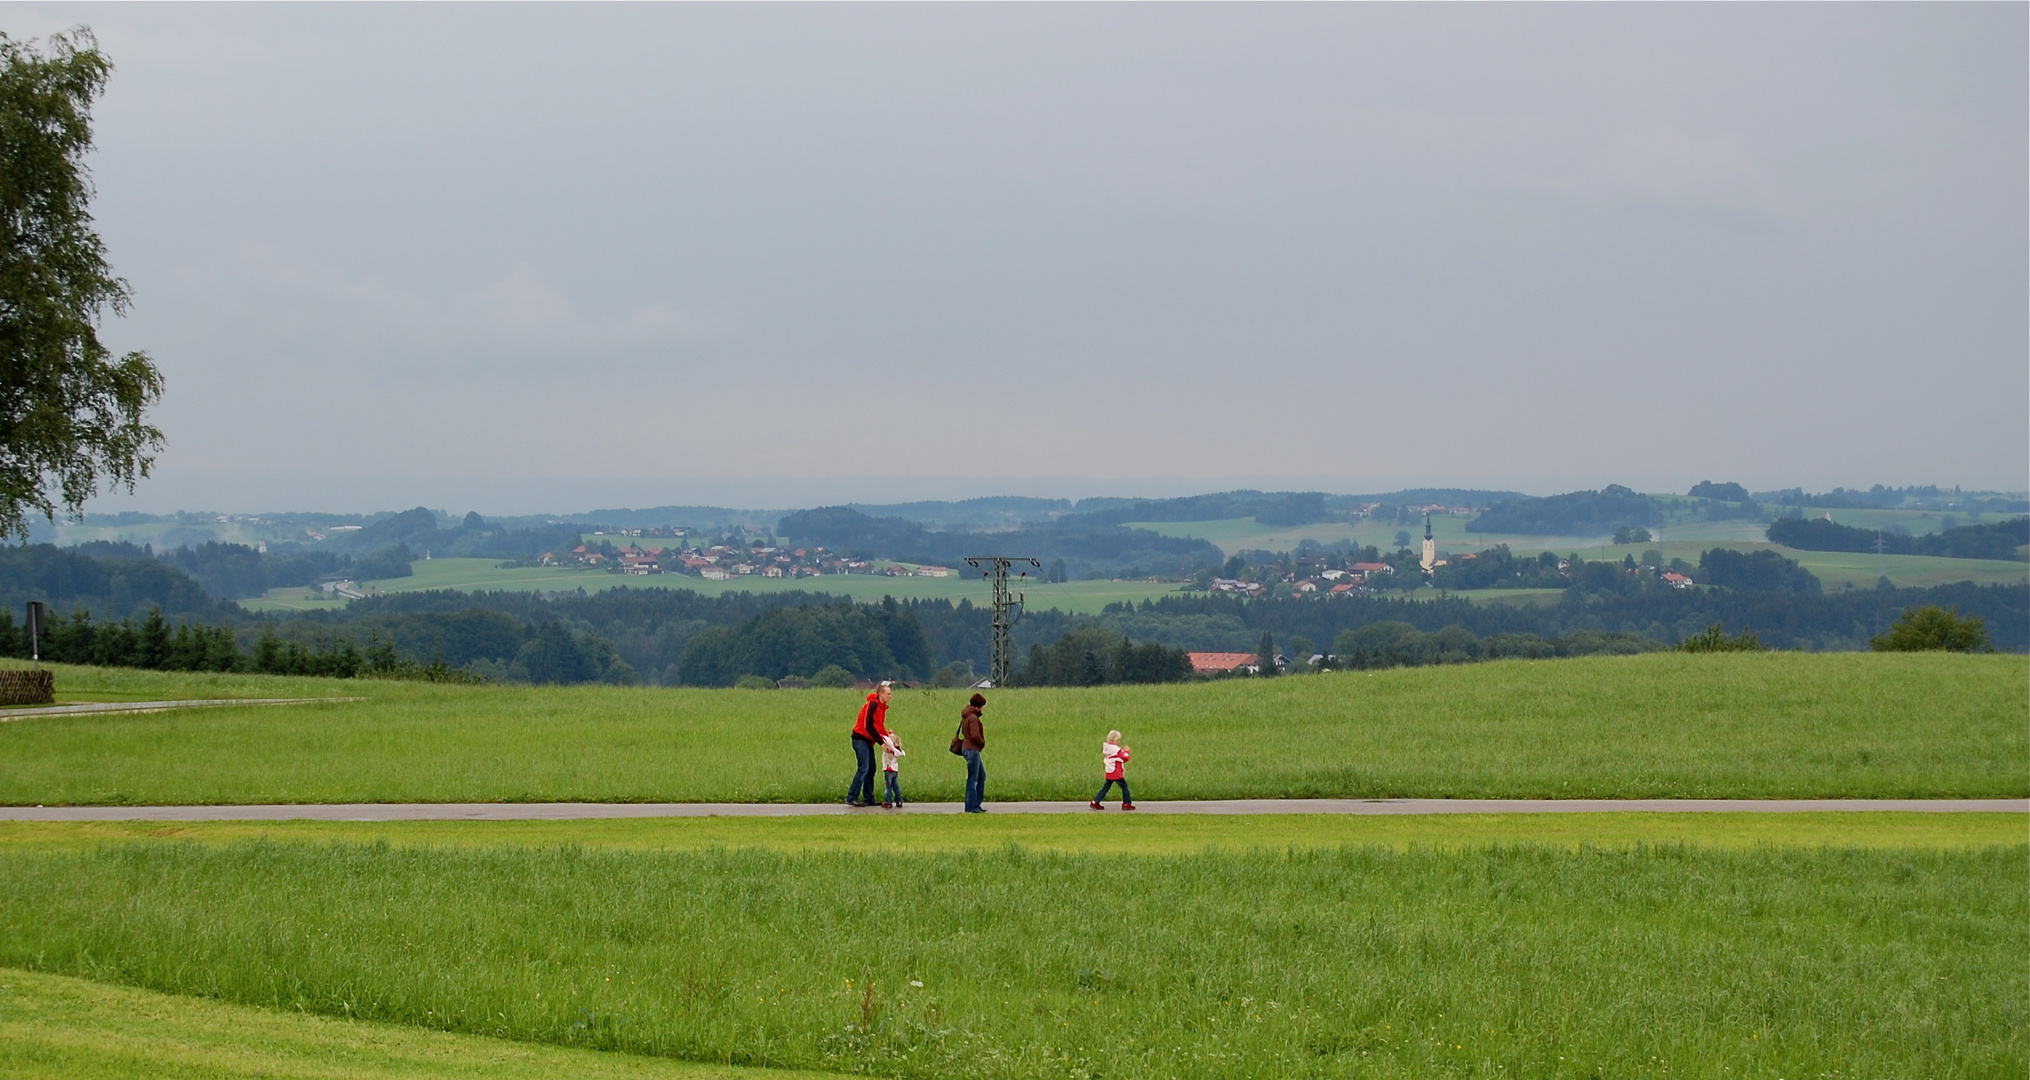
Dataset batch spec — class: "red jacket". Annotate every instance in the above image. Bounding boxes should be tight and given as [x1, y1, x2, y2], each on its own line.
[853, 694, 890, 743]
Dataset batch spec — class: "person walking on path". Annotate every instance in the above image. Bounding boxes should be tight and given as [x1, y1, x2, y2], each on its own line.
[880, 733, 906, 808]
[1090, 729, 1135, 810]
[848, 681, 893, 807]
[959, 692, 988, 813]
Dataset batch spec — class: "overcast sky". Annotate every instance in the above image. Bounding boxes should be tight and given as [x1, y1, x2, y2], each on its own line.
[9, 4, 2025, 514]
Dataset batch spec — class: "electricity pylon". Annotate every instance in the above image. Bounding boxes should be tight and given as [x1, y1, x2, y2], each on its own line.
[965, 555, 1039, 687]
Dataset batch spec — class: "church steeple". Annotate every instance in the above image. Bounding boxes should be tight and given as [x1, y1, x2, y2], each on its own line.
[1420, 513, 1437, 576]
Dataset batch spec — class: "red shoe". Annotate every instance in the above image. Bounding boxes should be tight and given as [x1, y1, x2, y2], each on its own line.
[1120, 803, 1136, 810]
[1089, 801, 1103, 809]
[881, 802, 893, 808]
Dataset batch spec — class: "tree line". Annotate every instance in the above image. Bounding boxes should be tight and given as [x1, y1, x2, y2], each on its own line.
[1767, 516, 2028, 561]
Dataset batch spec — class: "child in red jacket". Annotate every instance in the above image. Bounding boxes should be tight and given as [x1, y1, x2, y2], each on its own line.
[1089, 729, 1134, 810]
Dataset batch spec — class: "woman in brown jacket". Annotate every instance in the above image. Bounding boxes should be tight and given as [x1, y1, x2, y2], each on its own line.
[959, 693, 987, 812]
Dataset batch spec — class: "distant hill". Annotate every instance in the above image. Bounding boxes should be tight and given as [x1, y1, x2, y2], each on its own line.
[0, 545, 238, 623]
[776, 506, 1222, 577]
[1466, 485, 1662, 536]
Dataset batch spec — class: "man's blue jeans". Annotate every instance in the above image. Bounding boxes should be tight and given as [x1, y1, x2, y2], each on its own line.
[1095, 777, 1131, 804]
[849, 736, 878, 804]
[962, 748, 986, 811]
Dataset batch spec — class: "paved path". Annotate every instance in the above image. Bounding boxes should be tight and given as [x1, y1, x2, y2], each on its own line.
[1, 798, 2020, 822]
[0, 698, 353, 722]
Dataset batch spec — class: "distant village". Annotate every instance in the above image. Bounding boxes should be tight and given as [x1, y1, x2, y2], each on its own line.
[543, 532, 957, 581]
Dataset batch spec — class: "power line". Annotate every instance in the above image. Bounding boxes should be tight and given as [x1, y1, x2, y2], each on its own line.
[965, 555, 1039, 687]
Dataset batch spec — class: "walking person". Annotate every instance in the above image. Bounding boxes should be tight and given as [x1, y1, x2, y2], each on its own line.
[848, 681, 893, 807]
[1090, 729, 1135, 810]
[881, 733, 906, 808]
[959, 692, 987, 813]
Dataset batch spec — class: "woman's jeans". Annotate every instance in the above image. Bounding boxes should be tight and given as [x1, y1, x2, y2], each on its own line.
[962, 748, 986, 811]
[849, 736, 878, 804]
[884, 771, 902, 805]
[1095, 777, 1131, 804]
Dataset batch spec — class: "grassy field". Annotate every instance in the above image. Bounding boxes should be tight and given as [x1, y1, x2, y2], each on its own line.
[1558, 539, 2027, 589]
[0, 966, 829, 1080]
[0, 652, 2020, 805]
[241, 558, 1188, 615]
[0, 837, 2019, 1079]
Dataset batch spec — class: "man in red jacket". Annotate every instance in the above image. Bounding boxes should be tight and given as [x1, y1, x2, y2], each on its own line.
[848, 681, 893, 807]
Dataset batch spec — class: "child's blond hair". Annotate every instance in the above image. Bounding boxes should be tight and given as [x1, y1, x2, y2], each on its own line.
[1107, 729, 1122, 742]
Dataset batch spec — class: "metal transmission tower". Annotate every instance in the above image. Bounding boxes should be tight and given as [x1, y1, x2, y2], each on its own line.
[965, 555, 1039, 687]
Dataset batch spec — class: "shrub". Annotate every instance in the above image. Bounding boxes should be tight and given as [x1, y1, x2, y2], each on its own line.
[733, 674, 776, 690]
[808, 664, 857, 688]
[1870, 606, 1992, 653]
[1677, 623, 1768, 653]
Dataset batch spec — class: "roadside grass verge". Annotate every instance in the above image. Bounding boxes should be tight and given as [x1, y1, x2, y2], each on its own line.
[0, 839, 2020, 1078]
[0, 652, 2021, 805]
[0, 811, 2018, 855]
[0, 965, 838, 1080]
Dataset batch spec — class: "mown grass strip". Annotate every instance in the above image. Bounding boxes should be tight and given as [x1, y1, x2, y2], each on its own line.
[0, 965, 840, 1080]
[0, 811, 2019, 855]
[0, 840, 2021, 1078]
[0, 652, 2022, 805]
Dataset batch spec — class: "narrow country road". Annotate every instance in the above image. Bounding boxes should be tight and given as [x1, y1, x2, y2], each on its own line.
[0, 798, 2020, 821]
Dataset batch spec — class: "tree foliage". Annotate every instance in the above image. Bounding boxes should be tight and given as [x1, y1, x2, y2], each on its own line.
[1768, 516, 2027, 561]
[1697, 548, 1822, 595]
[1675, 623, 1768, 653]
[1870, 606, 1991, 653]
[1688, 481, 1750, 502]
[1467, 485, 1661, 536]
[0, 29, 164, 539]
[1015, 626, 1193, 686]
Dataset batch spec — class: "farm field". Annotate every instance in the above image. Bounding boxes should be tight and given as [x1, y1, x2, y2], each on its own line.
[1558, 539, 2028, 589]
[0, 966, 828, 1080]
[0, 837, 2019, 1079]
[0, 652, 2021, 805]
[241, 558, 1188, 615]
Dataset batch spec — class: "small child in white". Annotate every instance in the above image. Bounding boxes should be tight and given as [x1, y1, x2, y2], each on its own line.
[881, 734, 906, 808]
[1089, 729, 1134, 810]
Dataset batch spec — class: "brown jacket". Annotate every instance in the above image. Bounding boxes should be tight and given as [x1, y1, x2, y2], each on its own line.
[959, 705, 985, 750]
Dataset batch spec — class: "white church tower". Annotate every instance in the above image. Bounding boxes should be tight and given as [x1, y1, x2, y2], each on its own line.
[1420, 513, 1437, 576]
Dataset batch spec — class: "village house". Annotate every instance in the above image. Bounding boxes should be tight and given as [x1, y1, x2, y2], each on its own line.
[1662, 571, 1693, 589]
[1187, 651, 1260, 676]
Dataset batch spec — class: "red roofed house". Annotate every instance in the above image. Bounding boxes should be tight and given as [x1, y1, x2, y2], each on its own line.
[1187, 651, 1260, 675]
[1662, 571, 1692, 589]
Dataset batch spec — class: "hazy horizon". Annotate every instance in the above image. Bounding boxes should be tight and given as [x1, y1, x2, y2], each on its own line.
[6, 4, 2022, 517]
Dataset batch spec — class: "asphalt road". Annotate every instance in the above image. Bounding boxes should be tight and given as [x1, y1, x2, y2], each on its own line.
[0, 798, 2020, 821]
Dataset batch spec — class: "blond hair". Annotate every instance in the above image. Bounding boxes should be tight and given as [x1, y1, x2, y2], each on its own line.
[1106, 729, 1122, 742]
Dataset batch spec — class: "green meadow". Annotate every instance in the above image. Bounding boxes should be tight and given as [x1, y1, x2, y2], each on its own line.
[241, 558, 1188, 615]
[1, 654, 2022, 1079]
[0, 652, 2021, 805]
[1562, 539, 2026, 590]
[0, 838, 2019, 1079]
[0, 966, 827, 1080]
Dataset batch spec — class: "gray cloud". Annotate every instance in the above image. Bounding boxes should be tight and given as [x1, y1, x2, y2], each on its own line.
[2, 3, 2017, 513]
